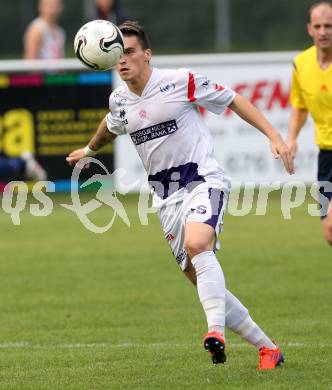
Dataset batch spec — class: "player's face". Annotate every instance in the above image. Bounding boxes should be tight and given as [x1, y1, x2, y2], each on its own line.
[116, 35, 151, 82]
[308, 5, 332, 50]
[39, 0, 63, 19]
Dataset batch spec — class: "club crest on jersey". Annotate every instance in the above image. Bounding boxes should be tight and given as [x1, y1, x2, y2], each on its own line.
[159, 83, 175, 93]
[139, 110, 147, 119]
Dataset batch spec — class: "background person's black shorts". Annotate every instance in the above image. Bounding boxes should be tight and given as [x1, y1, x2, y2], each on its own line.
[318, 149, 332, 219]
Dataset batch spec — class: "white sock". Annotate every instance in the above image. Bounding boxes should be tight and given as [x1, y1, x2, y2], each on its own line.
[191, 251, 226, 335]
[225, 290, 276, 350]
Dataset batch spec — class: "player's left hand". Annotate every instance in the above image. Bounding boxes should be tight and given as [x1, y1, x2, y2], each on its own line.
[66, 148, 90, 170]
[270, 137, 295, 175]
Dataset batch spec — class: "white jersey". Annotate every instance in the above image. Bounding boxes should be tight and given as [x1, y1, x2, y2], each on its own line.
[106, 67, 235, 207]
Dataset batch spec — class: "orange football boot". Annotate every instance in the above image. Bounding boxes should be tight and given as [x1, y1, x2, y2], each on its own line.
[258, 344, 284, 370]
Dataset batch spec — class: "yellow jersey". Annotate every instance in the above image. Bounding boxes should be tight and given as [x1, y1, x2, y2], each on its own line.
[290, 45, 332, 150]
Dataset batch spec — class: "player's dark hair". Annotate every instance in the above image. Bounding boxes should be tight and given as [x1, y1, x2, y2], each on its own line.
[118, 20, 151, 50]
[308, 1, 332, 22]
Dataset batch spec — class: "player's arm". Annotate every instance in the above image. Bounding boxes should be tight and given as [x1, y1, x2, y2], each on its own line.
[24, 24, 43, 59]
[66, 117, 117, 166]
[287, 107, 308, 159]
[229, 93, 294, 175]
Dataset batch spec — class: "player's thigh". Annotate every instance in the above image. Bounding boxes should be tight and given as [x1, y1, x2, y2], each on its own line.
[184, 186, 227, 257]
[184, 222, 216, 256]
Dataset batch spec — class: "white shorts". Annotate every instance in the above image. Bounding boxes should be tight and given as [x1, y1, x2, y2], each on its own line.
[157, 183, 228, 271]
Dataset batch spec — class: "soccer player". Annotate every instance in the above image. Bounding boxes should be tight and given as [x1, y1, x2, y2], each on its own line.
[67, 21, 293, 369]
[288, 1, 332, 245]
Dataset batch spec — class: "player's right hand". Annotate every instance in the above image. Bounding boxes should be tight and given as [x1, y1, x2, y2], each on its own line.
[287, 139, 298, 160]
[66, 149, 86, 166]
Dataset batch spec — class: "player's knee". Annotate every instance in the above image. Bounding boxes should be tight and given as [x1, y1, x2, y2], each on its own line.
[184, 237, 212, 259]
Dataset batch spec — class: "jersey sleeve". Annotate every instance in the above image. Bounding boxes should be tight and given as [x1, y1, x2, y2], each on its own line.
[186, 70, 236, 114]
[106, 93, 127, 136]
[289, 62, 307, 110]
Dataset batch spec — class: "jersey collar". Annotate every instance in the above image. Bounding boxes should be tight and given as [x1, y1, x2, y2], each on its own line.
[126, 67, 158, 99]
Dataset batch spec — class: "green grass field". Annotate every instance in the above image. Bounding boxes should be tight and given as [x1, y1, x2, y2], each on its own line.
[0, 192, 331, 389]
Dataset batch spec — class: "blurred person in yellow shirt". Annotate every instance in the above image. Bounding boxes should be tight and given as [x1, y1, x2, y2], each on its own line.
[23, 0, 65, 59]
[288, 1, 332, 245]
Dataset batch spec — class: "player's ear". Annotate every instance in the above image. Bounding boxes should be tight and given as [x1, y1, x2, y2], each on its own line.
[307, 23, 313, 37]
[144, 49, 152, 63]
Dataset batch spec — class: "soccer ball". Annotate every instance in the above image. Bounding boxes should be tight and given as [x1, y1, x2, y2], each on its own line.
[74, 20, 124, 71]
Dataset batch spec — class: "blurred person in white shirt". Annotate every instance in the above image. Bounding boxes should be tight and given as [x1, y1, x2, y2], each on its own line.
[23, 0, 65, 59]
